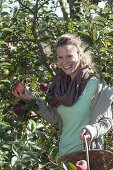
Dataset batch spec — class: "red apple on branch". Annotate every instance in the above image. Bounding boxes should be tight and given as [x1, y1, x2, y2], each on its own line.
[12, 82, 25, 95]
[13, 101, 25, 116]
[13, 101, 35, 117]
[39, 83, 49, 92]
[51, 43, 56, 51]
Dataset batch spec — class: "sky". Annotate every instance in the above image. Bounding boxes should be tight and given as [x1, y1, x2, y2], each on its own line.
[98, 1, 106, 8]
[56, 1, 106, 17]
[3, 0, 106, 18]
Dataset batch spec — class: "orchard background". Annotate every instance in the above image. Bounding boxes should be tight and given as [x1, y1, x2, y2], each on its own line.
[0, 0, 113, 169]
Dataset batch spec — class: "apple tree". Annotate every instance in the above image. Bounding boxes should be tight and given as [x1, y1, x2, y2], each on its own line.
[0, 0, 113, 169]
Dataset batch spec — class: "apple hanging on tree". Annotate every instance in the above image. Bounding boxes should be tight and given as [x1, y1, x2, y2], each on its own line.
[51, 43, 56, 51]
[13, 101, 37, 117]
[13, 101, 25, 116]
[39, 83, 49, 92]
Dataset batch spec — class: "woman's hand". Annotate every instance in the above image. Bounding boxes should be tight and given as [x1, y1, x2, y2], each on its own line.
[12, 88, 36, 101]
[80, 128, 91, 142]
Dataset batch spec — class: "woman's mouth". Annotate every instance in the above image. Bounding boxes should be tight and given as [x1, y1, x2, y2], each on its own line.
[63, 65, 71, 69]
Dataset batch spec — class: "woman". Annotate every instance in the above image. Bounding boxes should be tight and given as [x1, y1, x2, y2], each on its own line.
[12, 34, 113, 159]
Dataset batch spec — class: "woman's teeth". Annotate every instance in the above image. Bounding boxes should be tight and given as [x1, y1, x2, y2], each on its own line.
[64, 66, 71, 69]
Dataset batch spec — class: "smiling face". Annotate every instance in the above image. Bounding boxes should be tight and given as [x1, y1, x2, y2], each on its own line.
[56, 45, 81, 80]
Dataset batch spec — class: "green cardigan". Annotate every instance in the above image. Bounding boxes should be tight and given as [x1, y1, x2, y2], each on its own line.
[36, 78, 113, 157]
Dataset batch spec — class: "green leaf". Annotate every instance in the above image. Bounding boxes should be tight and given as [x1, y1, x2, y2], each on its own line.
[12, 147, 19, 157]
[22, 151, 39, 162]
[68, 163, 77, 170]
[27, 119, 37, 132]
[0, 40, 6, 45]
[2, 144, 11, 151]
[4, 166, 11, 170]
[103, 29, 110, 34]
[0, 122, 10, 129]
[93, 16, 106, 22]
[1, 11, 9, 16]
[51, 148, 58, 161]
[78, 31, 91, 37]
[93, 29, 99, 40]
[0, 62, 11, 66]
[11, 156, 18, 166]
[37, 123, 45, 129]
[62, 163, 68, 170]
[109, 14, 113, 20]
[2, 28, 13, 32]
[15, 164, 22, 170]
[89, 4, 98, 9]
[0, 80, 10, 83]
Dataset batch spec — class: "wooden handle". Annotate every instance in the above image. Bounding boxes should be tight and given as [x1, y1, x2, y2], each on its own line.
[84, 135, 90, 170]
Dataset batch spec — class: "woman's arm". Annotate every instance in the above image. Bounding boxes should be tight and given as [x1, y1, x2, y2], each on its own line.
[80, 82, 113, 142]
[36, 98, 62, 129]
[81, 106, 112, 141]
[12, 88, 62, 130]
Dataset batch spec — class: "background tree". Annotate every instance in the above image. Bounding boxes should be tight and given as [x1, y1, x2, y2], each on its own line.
[0, 0, 113, 169]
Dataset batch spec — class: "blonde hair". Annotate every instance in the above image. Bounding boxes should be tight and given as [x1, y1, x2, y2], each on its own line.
[56, 34, 94, 70]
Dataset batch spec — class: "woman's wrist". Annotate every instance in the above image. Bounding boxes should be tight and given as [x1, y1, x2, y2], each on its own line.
[36, 97, 43, 107]
[24, 98, 39, 112]
[31, 98, 39, 111]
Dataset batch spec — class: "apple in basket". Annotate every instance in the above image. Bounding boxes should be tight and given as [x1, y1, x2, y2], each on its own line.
[76, 160, 87, 170]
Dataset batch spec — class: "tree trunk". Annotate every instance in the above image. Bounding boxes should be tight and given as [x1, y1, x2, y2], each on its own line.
[67, 0, 81, 20]
[58, 0, 68, 21]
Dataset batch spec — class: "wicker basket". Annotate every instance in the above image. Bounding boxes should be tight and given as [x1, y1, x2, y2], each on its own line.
[58, 136, 113, 170]
[59, 149, 113, 170]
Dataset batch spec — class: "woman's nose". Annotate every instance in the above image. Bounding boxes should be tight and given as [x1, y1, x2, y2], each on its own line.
[62, 58, 69, 64]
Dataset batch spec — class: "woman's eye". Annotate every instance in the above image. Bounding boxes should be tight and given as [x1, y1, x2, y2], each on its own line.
[58, 56, 63, 59]
[68, 55, 72, 58]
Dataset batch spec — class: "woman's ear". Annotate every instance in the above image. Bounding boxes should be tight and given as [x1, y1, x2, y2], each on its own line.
[78, 54, 84, 69]
[78, 52, 82, 63]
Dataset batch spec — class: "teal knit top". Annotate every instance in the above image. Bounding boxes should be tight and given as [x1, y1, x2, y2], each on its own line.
[57, 77, 99, 158]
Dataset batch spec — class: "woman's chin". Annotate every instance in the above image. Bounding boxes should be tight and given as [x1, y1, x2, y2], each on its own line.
[63, 70, 77, 78]
[63, 69, 72, 75]
[64, 71, 71, 76]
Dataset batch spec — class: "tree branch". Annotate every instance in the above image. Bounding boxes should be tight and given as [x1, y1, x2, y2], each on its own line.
[15, 0, 54, 76]
[6, 26, 49, 43]
[0, 0, 3, 13]
[17, 0, 34, 14]
[6, 38, 35, 43]
[31, 0, 54, 76]
[67, 0, 81, 20]
[32, 0, 39, 33]
[37, 0, 49, 10]
[58, 0, 68, 20]
[36, 39, 55, 76]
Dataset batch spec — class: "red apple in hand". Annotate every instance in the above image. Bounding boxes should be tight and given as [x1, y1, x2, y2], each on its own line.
[12, 82, 25, 95]
[13, 101, 25, 116]
[39, 83, 49, 92]
[51, 43, 56, 51]
[76, 160, 87, 170]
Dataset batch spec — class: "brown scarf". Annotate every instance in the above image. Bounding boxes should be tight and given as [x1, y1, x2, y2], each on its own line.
[46, 67, 91, 108]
